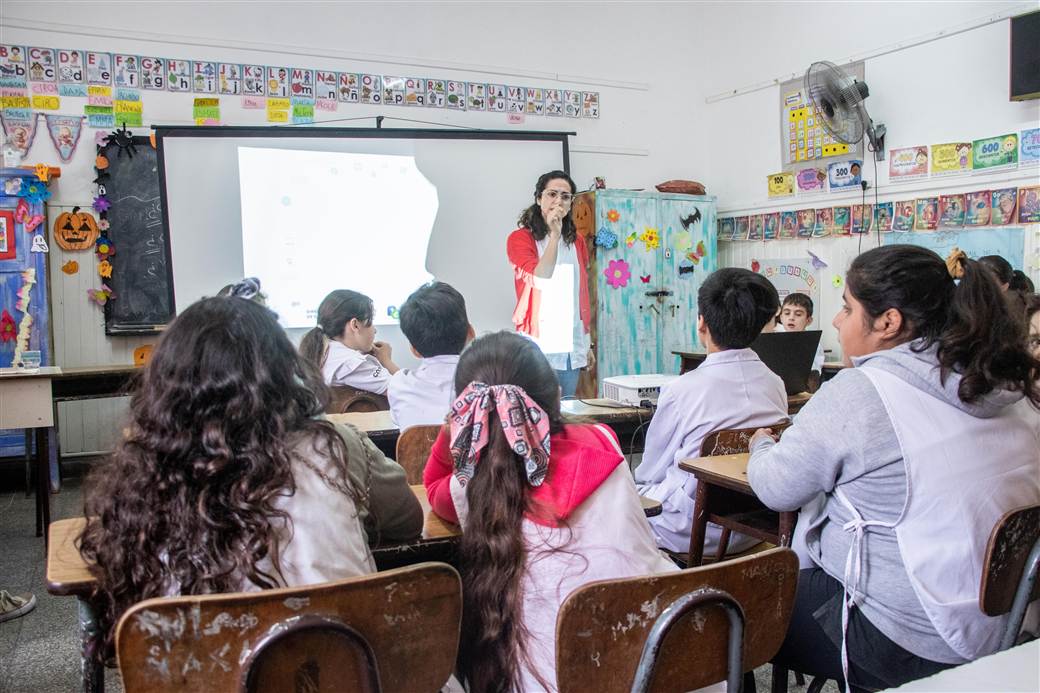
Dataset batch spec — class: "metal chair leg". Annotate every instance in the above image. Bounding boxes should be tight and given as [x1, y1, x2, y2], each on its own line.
[631, 588, 745, 693]
[24, 429, 32, 497]
[1001, 536, 1040, 651]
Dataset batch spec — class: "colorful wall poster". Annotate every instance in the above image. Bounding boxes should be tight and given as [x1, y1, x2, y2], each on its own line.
[748, 215, 764, 241]
[815, 208, 834, 237]
[972, 134, 1018, 171]
[719, 217, 735, 240]
[796, 209, 816, 237]
[57, 49, 84, 84]
[828, 160, 862, 191]
[893, 200, 915, 231]
[930, 142, 972, 176]
[939, 194, 965, 228]
[734, 216, 749, 241]
[140, 56, 165, 90]
[192, 61, 216, 93]
[915, 198, 938, 230]
[779, 211, 797, 239]
[784, 89, 849, 163]
[113, 54, 139, 88]
[833, 206, 851, 235]
[851, 204, 872, 234]
[795, 167, 827, 194]
[763, 212, 780, 240]
[874, 202, 893, 232]
[86, 51, 111, 85]
[991, 188, 1017, 225]
[168, 60, 191, 91]
[1021, 128, 1040, 164]
[888, 146, 928, 180]
[757, 257, 821, 304]
[767, 171, 794, 198]
[1018, 186, 1040, 223]
[243, 65, 265, 96]
[964, 191, 990, 226]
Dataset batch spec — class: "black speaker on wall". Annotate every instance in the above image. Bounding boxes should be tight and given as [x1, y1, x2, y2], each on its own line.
[1010, 10, 1040, 101]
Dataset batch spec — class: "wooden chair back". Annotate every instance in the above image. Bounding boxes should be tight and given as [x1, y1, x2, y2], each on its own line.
[395, 425, 443, 485]
[699, 420, 792, 457]
[556, 547, 799, 693]
[116, 562, 461, 693]
[327, 385, 390, 414]
[981, 504, 1040, 617]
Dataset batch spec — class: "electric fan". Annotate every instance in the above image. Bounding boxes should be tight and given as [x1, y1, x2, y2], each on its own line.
[804, 61, 887, 161]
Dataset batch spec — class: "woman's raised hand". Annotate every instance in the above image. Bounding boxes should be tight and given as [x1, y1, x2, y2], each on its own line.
[546, 206, 564, 239]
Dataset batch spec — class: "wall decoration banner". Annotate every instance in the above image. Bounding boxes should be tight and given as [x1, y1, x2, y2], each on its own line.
[964, 191, 990, 226]
[930, 142, 972, 176]
[1018, 186, 1040, 223]
[767, 171, 794, 198]
[828, 160, 862, 191]
[889, 146, 928, 180]
[795, 167, 827, 194]
[756, 257, 821, 305]
[972, 134, 1018, 171]
[43, 113, 85, 162]
[1021, 128, 1040, 164]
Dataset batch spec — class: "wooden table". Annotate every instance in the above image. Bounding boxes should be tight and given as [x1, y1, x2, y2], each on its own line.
[0, 366, 56, 537]
[330, 398, 656, 459]
[674, 350, 845, 381]
[678, 452, 796, 566]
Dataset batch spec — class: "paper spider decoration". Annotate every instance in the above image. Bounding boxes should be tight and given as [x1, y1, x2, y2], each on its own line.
[104, 124, 137, 158]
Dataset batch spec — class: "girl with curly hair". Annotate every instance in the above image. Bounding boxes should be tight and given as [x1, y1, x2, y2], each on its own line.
[79, 296, 422, 647]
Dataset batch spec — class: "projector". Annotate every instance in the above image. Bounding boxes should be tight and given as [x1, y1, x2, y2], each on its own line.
[602, 374, 680, 406]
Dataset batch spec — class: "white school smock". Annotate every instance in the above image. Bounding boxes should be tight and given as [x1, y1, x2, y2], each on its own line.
[634, 349, 788, 554]
[387, 354, 459, 431]
[832, 365, 1040, 681]
[449, 425, 677, 692]
[534, 236, 589, 371]
[322, 340, 391, 395]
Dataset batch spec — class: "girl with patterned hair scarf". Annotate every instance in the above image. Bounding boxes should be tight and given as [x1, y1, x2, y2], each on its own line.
[423, 331, 675, 692]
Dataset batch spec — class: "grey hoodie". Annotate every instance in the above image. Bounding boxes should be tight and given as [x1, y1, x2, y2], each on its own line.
[748, 341, 1031, 665]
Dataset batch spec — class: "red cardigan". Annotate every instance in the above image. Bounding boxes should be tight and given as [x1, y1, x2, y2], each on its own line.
[506, 228, 591, 339]
[423, 424, 622, 527]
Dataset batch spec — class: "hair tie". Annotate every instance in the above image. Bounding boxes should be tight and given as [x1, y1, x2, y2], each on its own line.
[448, 382, 551, 488]
[229, 276, 261, 300]
[945, 247, 967, 279]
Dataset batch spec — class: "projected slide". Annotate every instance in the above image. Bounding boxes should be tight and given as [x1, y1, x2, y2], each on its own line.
[238, 146, 438, 328]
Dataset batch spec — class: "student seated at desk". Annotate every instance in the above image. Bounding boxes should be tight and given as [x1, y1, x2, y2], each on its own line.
[747, 246, 1040, 691]
[78, 297, 422, 648]
[635, 268, 788, 556]
[389, 281, 474, 431]
[300, 289, 399, 395]
[777, 292, 825, 373]
[424, 332, 675, 692]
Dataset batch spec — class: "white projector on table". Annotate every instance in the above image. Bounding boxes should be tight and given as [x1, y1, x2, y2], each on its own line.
[602, 374, 680, 407]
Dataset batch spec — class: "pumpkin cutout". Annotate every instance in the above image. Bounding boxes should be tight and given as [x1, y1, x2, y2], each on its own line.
[95, 154, 109, 170]
[54, 206, 100, 251]
[134, 344, 153, 367]
[571, 192, 595, 239]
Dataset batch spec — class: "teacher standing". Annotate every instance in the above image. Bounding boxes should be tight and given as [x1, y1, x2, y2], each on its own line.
[506, 170, 593, 398]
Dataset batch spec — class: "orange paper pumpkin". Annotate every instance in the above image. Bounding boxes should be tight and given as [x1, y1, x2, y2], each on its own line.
[95, 154, 109, 170]
[133, 344, 153, 366]
[571, 193, 595, 239]
[54, 207, 100, 251]
[61, 260, 79, 274]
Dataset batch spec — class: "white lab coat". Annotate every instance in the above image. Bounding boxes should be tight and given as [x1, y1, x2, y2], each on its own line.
[387, 354, 459, 431]
[322, 340, 391, 395]
[634, 349, 788, 554]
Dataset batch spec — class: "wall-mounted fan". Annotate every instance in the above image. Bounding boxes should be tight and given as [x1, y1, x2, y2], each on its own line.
[805, 61, 887, 161]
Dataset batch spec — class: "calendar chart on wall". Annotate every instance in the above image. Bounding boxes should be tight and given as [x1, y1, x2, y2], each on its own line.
[779, 61, 865, 168]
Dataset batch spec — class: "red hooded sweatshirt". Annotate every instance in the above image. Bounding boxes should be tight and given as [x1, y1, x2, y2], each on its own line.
[423, 423, 622, 526]
[506, 228, 591, 340]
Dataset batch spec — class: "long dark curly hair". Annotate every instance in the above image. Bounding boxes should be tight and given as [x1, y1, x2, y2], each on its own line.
[517, 170, 578, 244]
[78, 297, 363, 649]
[453, 331, 564, 692]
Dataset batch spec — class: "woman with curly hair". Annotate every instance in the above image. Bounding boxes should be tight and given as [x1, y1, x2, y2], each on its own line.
[79, 296, 422, 647]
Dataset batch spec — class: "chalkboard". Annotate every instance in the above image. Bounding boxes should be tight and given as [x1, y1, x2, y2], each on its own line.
[101, 136, 174, 334]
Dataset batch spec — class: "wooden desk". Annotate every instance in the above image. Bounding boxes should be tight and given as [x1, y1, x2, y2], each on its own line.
[674, 350, 845, 382]
[330, 398, 656, 458]
[0, 366, 56, 537]
[678, 453, 796, 566]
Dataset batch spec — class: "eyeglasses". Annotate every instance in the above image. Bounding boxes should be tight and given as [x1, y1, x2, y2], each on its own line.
[542, 190, 574, 203]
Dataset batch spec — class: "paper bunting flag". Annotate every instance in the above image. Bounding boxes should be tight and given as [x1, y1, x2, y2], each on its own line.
[595, 226, 618, 249]
[0, 310, 15, 342]
[604, 259, 631, 289]
[640, 226, 660, 251]
[44, 114, 85, 162]
[0, 112, 40, 158]
[87, 284, 115, 306]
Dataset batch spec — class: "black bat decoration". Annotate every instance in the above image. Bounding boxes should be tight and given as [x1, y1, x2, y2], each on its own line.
[678, 265, 695, 275]
[680, 208, 702, 230]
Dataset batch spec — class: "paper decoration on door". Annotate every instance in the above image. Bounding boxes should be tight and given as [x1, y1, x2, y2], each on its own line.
[915, 198, 939, 231]
[87, 284, 115, 306]
[931, 143, 971, 176]
[1018, 186, 1040, 223]
[939, 194, 965, 228]
[678, 259, 695, 278]
[606, 209, 620, 223]
[595, 227, 618, 249]
[640, 274, 651, 284]
[30, 233, 48, 252]
[625, 231, 637, 248]
[53, 206, 100, 251]
[95, 234, 115, 260]
[0, 309, 14, 342]
[972, 134, 1018, 171]
[828, 160, 862, 191]
[13, 267, 36, 362]
[965, 191, 990, 226]
[889, 146, 928, 180]
[991, 188, 1017, 225]
[604, 259, 631, 289]
[639, 227, 659, 251]
[61, 259, 78, 274]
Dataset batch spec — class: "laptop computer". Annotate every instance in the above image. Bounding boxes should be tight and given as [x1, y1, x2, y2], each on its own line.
[749, 330, 823, 395]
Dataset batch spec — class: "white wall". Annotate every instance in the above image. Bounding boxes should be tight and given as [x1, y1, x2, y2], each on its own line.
[2, 1, 709, 452]
[700, 1, 1040, 359]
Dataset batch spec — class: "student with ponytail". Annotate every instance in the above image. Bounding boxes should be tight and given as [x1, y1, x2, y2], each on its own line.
[747, 245, 1040, 691]
[299, 289, 399, 394]
[423, 331, 675, 692]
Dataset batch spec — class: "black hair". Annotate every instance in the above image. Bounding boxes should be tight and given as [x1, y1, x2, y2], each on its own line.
[298, 289, 374, 370]
[698, 268, 780, 349]
[517, 170, 578, 244]
[847, 244, 1039, 405]
[781, 292, 814, 318]
[978, 255, 1014, 287]
[1011, 270, 1034, 294]
[399, 281, 470, 358]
